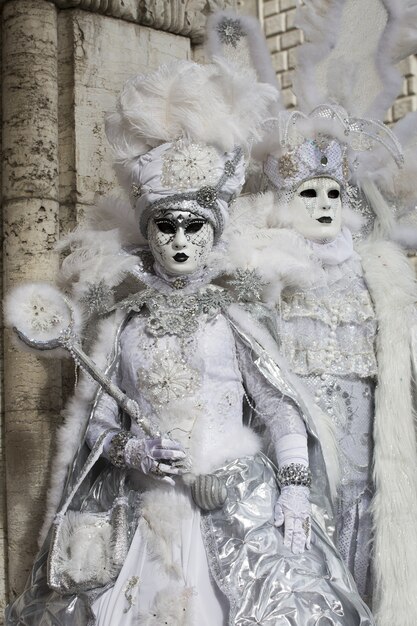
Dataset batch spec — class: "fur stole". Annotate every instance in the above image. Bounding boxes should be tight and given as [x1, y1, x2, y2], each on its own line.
[358, 240, 417, 626]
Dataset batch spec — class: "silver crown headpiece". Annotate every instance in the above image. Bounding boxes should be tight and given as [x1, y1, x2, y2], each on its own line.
[264, 104, 404, 194]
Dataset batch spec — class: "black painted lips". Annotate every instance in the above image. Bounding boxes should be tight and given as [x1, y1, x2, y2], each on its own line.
[173, 253, 189, 262]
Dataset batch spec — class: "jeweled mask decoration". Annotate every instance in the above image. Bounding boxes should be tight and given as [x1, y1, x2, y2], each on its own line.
[147, 209, 215, 276]
[130, 140, 245, 244]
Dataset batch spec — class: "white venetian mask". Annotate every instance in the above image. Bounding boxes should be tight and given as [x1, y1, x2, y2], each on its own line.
[147, 210, 214, 276]
[289, 177, 342, 242]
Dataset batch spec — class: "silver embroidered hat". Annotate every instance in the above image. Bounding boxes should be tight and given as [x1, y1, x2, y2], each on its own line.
[131, 139, 245, 242]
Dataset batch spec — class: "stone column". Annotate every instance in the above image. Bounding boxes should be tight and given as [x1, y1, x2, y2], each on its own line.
[2, 0, 62, 599]
[0, 8, 6, 620]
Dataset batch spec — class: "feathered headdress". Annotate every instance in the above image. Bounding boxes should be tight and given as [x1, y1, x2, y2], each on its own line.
[104, 57, 277, 241]
[207, 4, 417, 243]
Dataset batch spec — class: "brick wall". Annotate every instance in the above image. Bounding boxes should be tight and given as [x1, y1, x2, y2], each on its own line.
[264, 0, 300, 108]
[262, 0, 417, 122]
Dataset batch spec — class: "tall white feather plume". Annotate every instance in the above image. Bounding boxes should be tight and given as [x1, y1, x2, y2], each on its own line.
[105, 58, 278, 189]
[206, 11, 280, 92]
[294, 0, 417, 119]
[292, 0, 345, 113]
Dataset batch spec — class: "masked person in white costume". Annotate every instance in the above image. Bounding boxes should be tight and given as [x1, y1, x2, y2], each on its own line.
[5, 58, 375, 626]
[206, 8, 417, 626]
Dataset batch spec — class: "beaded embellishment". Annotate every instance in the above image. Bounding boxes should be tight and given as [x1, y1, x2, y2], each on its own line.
[277, 463, 312, 488]
[161, 141, 218, 191]
[108, 431, 134, 468]
[117, 287, 232, 338]
[139, 349, 201, 405]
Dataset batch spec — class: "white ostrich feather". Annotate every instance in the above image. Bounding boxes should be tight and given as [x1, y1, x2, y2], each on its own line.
[293, 0, 345, 113]
[57, 195, 143, 301]
[105, 59, 277, 189]
[294, 0, 417, 119]
[52, 511, 115, 586]
[206, 11, 280, 91]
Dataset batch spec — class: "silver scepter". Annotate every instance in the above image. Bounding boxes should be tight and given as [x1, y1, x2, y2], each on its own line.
[8, 285, 159, 438]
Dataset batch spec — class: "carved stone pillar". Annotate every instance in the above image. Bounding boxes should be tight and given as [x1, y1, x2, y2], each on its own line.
[0, 8, 6, 620]
[2, 0, 62, 598]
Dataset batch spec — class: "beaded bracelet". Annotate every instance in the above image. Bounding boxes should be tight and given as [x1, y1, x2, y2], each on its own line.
[108, 430, 134, 468]
[277, 463, 312, 488]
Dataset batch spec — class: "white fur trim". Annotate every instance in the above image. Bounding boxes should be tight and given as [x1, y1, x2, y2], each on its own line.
[189, 425, 261, 477]
[4, 283, 83, 360]
[39, 311, 124, 545]
[359, 239, 417, 626]
[138, 584, 195, 626]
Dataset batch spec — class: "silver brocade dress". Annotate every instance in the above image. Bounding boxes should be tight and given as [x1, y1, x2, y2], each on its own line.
[5, 272, 375, 626]
[85, 272, 374, 625]
[277, 247, 377, 601]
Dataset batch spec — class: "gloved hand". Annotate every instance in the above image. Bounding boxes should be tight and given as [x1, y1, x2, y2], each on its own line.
[125, 436, 188, 485]
[274, 485, 312, 554]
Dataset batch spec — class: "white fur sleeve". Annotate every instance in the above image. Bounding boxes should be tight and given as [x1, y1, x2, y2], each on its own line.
[235, 337, 307, 446]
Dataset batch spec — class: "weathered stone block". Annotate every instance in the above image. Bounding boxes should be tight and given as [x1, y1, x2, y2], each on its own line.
[282, 86, 297, 108]
[280, 0, 297, 10]
[384, 107, 393, 124]
[393, 95, 417, 121]
[285, 7, 296, 30]
[267, 34, 281, 53]
[264, 0, 280, 18]
[281, 69, 293, 88]
[399, 55, 417, 77]
[407, 75, 417, 96]
[58, 10, 190, 214]
[37, 0, 234, 44]
[288, 47, 297, 70]
[138, 0, 232, 44]
[265, 13, 286, 36]
[281, 28, 302, 50]
[272, 49, 288, 72]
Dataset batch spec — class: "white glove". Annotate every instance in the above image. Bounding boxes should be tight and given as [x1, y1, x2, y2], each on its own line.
[125, 436, 188, 486]
[274, 485, 312, 554]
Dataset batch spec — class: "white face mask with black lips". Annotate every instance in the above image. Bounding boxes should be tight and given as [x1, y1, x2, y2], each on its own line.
[147, 210, 215, 276]
[289, 177, 343, 243]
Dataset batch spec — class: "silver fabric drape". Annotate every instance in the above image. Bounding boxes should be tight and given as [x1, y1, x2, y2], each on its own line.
[202, 454, 375, 626]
